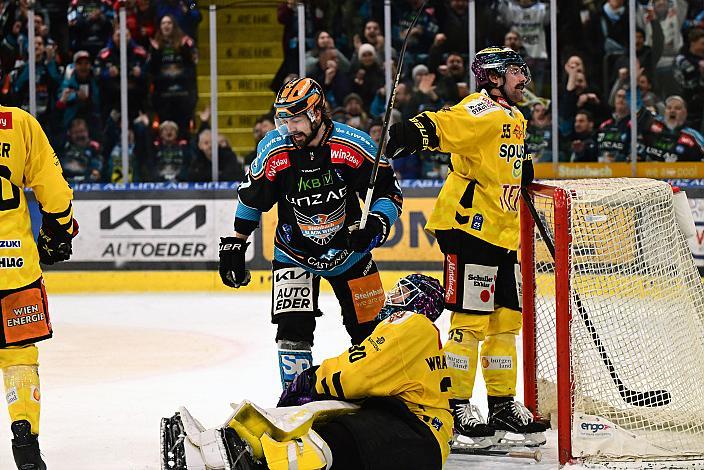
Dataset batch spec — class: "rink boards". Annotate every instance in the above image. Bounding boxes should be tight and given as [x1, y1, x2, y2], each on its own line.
[27, 180, 704, 293]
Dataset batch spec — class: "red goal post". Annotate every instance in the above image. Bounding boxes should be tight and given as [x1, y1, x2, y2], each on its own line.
[520, 179, 704, 468]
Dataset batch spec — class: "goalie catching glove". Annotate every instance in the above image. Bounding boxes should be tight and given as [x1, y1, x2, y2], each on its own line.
[219, 237, 251, 288]
[346, 212, 390, 253]
[38, 215, 78, 265]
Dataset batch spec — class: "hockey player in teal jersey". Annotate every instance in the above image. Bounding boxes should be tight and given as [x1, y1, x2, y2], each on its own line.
[218, 77, 403, 391]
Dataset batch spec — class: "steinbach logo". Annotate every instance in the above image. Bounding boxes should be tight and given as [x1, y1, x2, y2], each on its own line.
[354, 287, 384, 301]
[100, 205, 206, 230]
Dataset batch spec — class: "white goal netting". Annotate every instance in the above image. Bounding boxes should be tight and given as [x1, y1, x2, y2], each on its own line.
[528, 178, 704, 464]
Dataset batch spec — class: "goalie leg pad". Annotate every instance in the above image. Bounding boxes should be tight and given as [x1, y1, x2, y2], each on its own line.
[161, 408, 235, 470]
[161, 413, 189, 470]
[260, 429, 331, 470]
[180, 406, 233, 469]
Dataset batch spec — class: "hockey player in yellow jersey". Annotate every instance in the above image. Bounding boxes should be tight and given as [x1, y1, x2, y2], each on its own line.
[161, 274, 453, 470]
[0, 106, 78, 469]
[384, 47, 546, 448]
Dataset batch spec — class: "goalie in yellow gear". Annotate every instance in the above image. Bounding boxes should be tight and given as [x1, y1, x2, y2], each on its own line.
[161, 274, 453, 470]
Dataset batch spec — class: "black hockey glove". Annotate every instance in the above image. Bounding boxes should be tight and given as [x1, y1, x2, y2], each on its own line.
[218, 237, 251, 288]
[385, 114, 438, 160]
[347, 212, 390, 253]
[38, 218, 78, 265]
[277, 366, 320, 407]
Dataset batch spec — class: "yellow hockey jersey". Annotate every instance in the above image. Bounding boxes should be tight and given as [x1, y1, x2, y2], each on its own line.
[314, 311, 454, 464]
[0, 107, 74, 290]
[423, 90, 528, 250]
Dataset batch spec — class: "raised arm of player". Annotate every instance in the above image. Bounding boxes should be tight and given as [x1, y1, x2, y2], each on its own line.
[22, 112, 77, 264]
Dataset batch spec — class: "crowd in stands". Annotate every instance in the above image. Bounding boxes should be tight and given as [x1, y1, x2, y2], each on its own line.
[275, 0, 704, 180]
[2, 0, 704, 184]
[0, 0, 244, 184]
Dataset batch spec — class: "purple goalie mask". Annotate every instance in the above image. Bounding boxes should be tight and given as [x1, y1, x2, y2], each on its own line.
[377, 274, 445, 323]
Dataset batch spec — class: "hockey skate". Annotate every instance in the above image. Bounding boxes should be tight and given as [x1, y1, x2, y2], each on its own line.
[11, 420, 46, 470]
[450, 399, 497, 450]
[487, 397, 547, 448]
[160, 408, 263, 470]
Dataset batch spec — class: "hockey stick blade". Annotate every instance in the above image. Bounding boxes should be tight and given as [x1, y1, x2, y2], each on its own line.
[359, 1, 427, 229]
[451, 443, 542, 462]
[620, 387, 671, 408]
[521, 187, 672, 408]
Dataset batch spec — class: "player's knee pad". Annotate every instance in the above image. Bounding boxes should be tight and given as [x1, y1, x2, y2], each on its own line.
[3, 364, 41, 434]
[0, 344, 39, 369]
[277, 340, 313, 391]
[260, 429, 331, 470]
[480, 333, 518, 397]
[487, 307, 522, 336]
[443, 312, 491, 400]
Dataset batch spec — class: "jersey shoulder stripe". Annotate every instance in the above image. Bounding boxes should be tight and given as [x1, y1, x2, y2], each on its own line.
[330, 122, 379, 163]
[250, 129, 295, 179]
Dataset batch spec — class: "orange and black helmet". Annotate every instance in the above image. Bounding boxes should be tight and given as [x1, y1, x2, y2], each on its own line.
[274, 78, 325, 121]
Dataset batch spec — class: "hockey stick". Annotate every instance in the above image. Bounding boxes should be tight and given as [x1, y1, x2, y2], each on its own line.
[359, 1, 427, 230]
[451, 442, 542, 462]
[521, 187, 671, 408]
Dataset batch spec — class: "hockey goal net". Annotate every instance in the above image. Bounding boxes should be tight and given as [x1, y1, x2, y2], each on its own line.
[521, 179, 704, 467]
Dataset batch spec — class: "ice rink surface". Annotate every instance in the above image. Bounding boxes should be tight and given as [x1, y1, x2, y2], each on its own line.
[0, 292, 559, 469]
